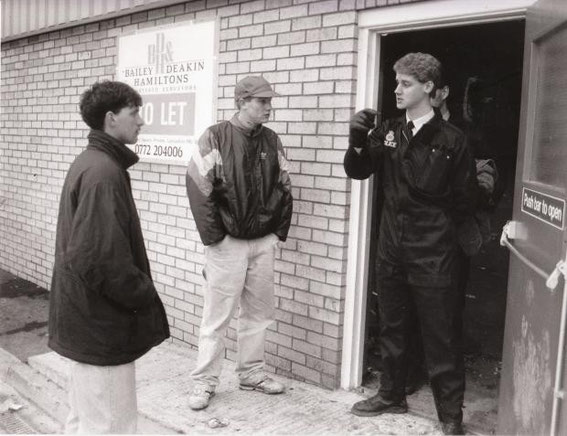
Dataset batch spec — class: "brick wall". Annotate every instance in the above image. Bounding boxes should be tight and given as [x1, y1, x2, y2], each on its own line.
[0, 0, 421, 389]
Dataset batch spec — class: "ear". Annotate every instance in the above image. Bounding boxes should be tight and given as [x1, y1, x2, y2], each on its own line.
[442, 86, 450, 100]
[103, 111, 116, 132]
[423, 80, 435, 95]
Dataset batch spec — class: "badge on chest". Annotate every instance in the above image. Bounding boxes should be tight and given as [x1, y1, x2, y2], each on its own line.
[384, 130, 397, 148]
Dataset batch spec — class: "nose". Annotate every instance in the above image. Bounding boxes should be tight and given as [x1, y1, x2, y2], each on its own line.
[137, 114, 145, 127]
[394, 84, 402, 95]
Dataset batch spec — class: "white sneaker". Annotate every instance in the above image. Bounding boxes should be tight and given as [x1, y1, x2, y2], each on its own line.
[188, 385, 215, 410]
[240, 376, 285, 394]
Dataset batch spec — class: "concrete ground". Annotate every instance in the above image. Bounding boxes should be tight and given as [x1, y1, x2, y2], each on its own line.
[0, 268, 471, 435]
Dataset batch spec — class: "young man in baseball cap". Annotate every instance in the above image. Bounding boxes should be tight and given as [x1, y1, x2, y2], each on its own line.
[186, 76, 293, 410]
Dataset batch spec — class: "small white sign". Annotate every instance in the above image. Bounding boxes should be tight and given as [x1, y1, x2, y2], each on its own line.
[117, 20, 218, 164]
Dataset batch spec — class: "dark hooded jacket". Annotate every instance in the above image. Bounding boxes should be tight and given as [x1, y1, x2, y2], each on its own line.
[186, 114, 293, 246]
[344, 113, 478, 287]
[49, 130, 170, 366]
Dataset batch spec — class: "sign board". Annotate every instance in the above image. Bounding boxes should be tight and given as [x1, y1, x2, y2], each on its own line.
[117, 20, 218, 164]
[521, 187, 565, 230]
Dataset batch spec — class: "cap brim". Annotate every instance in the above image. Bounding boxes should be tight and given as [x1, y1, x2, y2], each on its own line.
[251, 90, 280, 97]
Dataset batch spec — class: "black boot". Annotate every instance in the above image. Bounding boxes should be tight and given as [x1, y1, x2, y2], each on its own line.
[441, 421, 465, 435]
[351, 394, 408, 417]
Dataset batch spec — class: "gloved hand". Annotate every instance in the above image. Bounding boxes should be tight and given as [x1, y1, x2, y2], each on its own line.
[475, 159, 498, 194]
[349, 109, 377, 148]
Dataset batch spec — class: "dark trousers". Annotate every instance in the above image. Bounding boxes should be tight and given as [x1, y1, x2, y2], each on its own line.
[376, 263, 465, 424]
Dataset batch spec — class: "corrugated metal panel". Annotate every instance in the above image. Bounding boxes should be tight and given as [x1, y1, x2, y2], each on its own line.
[1, 0, 187, 42]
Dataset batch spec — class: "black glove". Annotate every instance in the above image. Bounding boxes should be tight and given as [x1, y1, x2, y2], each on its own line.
[349, 109, 377, 148]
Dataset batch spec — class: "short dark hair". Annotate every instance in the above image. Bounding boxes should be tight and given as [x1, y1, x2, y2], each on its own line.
[79, 81, 142, 130]
[393, 52, 442, 90]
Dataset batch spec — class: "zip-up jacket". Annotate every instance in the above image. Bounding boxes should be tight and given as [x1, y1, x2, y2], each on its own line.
[344, 113, 478, 287]
[186, 114, 293, 246]
[49, 130, 170, 366]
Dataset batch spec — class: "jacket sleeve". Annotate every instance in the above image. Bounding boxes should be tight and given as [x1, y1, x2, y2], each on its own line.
[343, 123, 385, 180]
[275, 136, 293, 241]
[66, 181, 157, 311]
[450, 135, 479, 224]
[186, 128, 226, 246]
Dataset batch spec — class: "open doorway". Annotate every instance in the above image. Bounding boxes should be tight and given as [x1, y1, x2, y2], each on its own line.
[362, 20, 525, 434]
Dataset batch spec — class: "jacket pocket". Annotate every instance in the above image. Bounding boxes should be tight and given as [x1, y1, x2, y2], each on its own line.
[406, 144, 453, 196]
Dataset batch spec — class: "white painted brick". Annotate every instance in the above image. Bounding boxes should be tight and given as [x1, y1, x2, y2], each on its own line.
[238, 49, 263, 61]
[276, 57, 305, 70]
[291, 42, 320, 57]
[228, 14, 253, 28]
[250, 59, 277, 72]
[321, 39, 356, 53]
[252, 34, 278, 48]
[253, 10, 280, 24]
[263, 45, 290, 59]
[241, 0, 265, 14]
[291, 16, 322, 31]
[239, 24, 263, 37]
[264, 20, 292, 34]
[304, 81, 334, 95]
[309, 0, 339, 15]
[277, 31, 306, 45]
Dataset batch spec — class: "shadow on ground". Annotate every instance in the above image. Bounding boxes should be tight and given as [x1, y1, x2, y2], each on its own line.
[0, 270, 51, 362]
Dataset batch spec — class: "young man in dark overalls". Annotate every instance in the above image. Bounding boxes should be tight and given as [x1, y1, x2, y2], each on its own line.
[344, 53, 478, 435]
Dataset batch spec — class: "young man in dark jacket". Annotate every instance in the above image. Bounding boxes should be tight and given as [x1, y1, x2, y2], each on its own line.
[186, 76, 293, 410]
[343, 53, 477, 435]
[49, 81, 170, 433]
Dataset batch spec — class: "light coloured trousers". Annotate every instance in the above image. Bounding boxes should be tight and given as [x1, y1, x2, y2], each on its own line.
[65, 360, 137, 434]
[191, 233, 278, 388]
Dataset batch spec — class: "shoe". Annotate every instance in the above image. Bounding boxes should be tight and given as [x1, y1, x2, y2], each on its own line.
[350, 394, 408, 417]
[441, 421, 465, 435]
[239, 376, 285, 394]
[188, 385, 215, 410]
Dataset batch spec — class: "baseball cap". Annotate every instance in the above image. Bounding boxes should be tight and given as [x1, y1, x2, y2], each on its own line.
[234, 76, 280, 100]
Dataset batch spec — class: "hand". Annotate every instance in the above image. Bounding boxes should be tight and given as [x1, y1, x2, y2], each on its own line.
[349, 109, 377, 148]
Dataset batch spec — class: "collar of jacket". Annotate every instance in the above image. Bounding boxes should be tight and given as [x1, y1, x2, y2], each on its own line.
[87, 129, 139, 169]
[230, 113, 264, 138]
[394, 112, 443, 144]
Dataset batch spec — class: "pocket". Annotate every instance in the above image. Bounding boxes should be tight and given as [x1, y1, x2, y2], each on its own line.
[417, 146, 452, 193]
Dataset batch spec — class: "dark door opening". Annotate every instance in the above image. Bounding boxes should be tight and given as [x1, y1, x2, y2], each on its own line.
[362, 20, 525, 434]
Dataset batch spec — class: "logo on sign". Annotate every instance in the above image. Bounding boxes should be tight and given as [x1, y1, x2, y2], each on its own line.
[148, 33, 173, 74]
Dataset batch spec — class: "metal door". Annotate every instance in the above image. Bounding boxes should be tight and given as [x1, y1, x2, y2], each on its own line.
[497, 0, 567, 434]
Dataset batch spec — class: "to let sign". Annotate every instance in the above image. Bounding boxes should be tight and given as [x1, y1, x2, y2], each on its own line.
[117, 20, 218, 164]
[521, 187, 565, 230]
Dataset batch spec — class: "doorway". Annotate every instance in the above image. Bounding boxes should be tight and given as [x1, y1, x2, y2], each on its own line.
[362, 20, 525, 434]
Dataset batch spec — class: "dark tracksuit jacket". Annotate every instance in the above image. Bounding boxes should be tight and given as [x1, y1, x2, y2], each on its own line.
[186, 114, 293, 246]
[49, 130, 170, 366]
[344, 112, 477, 424]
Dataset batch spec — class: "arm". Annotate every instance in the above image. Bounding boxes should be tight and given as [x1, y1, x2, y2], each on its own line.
[274, 136, 293, 241]
[450, 135, 479, 224]
[186, 129, 225, 246]
[66, 182, 157, 311]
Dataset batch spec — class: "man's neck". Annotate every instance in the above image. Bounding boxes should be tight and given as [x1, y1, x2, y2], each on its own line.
[406, 100, 433, 120]
[237, 112, 260, 129]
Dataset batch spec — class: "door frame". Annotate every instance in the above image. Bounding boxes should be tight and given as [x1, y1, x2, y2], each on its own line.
[341, 0, 538, 390]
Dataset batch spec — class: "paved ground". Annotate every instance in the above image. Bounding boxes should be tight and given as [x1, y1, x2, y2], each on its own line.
[0, 268, 481, 434]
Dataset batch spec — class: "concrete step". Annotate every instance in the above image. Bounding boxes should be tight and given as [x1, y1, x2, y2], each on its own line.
[1, 348, 175, 434]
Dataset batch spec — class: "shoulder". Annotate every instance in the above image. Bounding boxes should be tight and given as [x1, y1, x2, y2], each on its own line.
[72, 150, 124, 187]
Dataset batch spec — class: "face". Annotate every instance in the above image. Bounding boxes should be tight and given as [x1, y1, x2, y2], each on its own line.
[239, 97, 273, 125]
[394, 73, 433, 111]
[106, 105, 144, 144]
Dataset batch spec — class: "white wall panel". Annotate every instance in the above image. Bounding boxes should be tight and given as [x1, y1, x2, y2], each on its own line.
[1, 0, 185, 41]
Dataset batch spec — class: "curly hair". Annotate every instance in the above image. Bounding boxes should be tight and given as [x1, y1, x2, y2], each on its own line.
[79, 81, 142, 130]
[393, 52, 442, 90]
